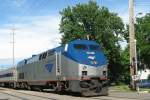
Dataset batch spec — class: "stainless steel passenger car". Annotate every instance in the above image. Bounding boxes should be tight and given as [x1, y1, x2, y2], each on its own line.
[0, 39, 108, 96]
[0, 68, 14, 87]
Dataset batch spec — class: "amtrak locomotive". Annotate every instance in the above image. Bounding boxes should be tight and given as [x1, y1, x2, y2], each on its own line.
[0, 39, 108, 96]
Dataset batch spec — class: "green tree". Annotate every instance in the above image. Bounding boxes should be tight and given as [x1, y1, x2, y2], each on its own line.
[59, 1, 126, 83]
[120, 47, 130, 84]
[136, 14, 150, 69]
[148, 74, 150, 80]
[123, 14, 150, 69]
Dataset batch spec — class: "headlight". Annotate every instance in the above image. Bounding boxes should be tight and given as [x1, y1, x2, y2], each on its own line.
[82, 71, 87, 76]
[83, 66, 87, 70]
[103, 71, 106, 76]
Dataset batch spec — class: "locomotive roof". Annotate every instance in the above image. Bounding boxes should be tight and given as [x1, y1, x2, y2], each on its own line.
[17, 39, 101, 66]
[48, 39, 100, 52]
[70, 39, 99, 45]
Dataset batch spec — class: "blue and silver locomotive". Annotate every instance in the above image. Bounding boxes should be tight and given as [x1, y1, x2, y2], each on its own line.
[0, 39, 108, 96]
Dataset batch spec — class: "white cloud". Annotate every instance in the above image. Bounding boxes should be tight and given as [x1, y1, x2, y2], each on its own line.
[0, 15, 61, 60]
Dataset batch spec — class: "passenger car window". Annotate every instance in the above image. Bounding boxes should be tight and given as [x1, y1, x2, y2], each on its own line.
[74, 44, 87, 50]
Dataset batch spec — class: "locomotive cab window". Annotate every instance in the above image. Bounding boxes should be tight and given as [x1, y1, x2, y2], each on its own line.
[39, 52, 47, 60]
[42, 52, 47, 59]
[24, 59, 27, 64]
[39, 54, 42, 60]
[74, 44, 87, 50]
[48, 50, 54, 56]
[89, 45, 100, 51]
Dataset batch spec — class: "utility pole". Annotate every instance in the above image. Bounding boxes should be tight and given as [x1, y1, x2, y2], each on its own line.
[129, 0, 137, 90]
[10, 27, 17, 88]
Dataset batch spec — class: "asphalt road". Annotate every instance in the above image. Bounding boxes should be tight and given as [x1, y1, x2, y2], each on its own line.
[0, 87, 149, 100]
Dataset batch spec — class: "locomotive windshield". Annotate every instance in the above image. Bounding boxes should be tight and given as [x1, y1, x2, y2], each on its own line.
[74, 44, 101, 51]
[89, 45, 100, 51]
[74, 44, 87, 50]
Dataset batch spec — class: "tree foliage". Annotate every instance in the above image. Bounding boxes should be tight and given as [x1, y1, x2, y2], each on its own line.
[120, 47, 130, 84]
[148, 74, 150, 80]
[135, 14, 150, 69]
[59, 1, 127, 83]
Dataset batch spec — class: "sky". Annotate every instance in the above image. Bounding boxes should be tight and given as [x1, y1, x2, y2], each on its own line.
[0, 0, 150, 68]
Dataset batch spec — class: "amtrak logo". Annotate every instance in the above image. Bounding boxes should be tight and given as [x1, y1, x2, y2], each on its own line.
[45, 63, 53, 72]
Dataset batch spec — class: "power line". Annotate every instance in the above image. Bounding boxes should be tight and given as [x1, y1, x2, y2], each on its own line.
[135, 0, 150, 6]
[135, 4, 150, 6]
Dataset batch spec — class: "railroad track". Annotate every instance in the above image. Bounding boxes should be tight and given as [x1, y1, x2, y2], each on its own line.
[92, 96, 138, 100]
[0, 87, 58, 100]
[0, 90, 29, 100]
[0, 87, 147, 100]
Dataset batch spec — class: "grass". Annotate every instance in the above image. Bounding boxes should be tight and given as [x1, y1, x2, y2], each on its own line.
[139, 88, 150, 92]
[112, 85, 134, 92]
[112, 84, 150, 92]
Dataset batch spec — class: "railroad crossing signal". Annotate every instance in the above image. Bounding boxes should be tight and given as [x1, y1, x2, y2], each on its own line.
[132, 75, 140, 81]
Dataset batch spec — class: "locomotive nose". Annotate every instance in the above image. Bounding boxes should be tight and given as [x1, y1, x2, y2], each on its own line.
[66, 40, 107, 67]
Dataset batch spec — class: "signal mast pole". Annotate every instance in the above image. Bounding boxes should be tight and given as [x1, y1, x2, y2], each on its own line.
[11, 27, 17, 88]
[12, 28, 15, 68]
[129, 0, 137, 90]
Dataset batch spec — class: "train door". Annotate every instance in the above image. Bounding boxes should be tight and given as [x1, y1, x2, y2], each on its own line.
[56, 52, 62, 77]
